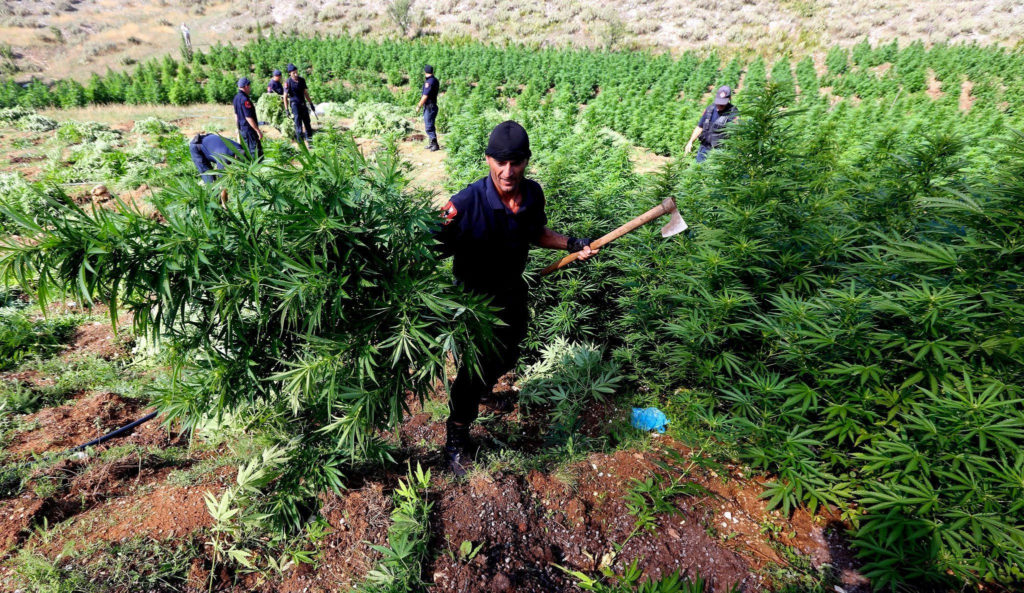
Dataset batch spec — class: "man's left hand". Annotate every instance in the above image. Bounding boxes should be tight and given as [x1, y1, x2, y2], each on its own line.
[567, 237, 596, 260]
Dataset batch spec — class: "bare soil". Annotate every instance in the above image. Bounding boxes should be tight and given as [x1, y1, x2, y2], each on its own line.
[0, 381, 868, 592]
[0, 314, 870, 591]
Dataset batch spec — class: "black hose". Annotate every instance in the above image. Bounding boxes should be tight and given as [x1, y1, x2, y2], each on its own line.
[70, 411, 158, 452]
[3, 411, 158, 472]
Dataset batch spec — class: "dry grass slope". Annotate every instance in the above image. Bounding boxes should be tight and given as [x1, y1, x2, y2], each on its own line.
[1, 0, 1022, 83]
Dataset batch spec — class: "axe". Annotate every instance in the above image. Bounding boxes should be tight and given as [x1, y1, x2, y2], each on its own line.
[541, 197, 687, 276]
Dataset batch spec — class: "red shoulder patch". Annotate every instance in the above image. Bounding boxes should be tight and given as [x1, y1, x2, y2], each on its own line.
[244, 100, 253, 108]
[440, 201, 458, 225]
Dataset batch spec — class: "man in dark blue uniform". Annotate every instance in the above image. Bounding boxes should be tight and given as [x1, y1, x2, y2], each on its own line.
[188, 132, 244, 184]
[433, 121, 595, 476]
[232, 77, 263, 160]
[283, 63, 314, 147]
[415, 65, 440, 151]
[267, 69, 284, 95]
[685, 85, 739, 163]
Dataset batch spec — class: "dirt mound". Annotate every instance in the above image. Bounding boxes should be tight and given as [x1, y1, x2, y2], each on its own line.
[62, 321, 129, 361]
[5, 391, 150, 458]
[265, 483, 393, 593]
[430, 450, 751, 592]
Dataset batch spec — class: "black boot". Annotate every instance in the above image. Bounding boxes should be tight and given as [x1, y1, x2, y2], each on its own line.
[428, 138, 440, 152]
[444, 421, 476, 477]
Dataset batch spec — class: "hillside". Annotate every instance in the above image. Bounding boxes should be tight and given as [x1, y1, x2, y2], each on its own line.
[1, 14, 1023, 593]
[1, 0, 1023, 83]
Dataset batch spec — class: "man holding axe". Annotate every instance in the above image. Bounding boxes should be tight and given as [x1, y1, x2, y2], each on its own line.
[433, 121, 596, 475]
[434, 122, 688, 475]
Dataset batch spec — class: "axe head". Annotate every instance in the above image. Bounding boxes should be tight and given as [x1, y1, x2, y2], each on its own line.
[659, 197, 687, 237]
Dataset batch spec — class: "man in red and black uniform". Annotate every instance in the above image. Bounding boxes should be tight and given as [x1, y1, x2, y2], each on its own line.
[433, 121, 595, 476]
[283, 63, 314, 147]
[416, 64, 440, 151]
[232, 77, 263, 160]
[685, 85, 739, 163]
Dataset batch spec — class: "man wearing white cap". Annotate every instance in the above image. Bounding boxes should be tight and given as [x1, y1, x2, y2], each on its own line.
[685, 85, 739, 163]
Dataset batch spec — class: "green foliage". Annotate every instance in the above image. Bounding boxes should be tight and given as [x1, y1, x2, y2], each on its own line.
[0, 137, 494, 534]
[562, 560, 709, 593]
[0, 296, 81, 370]
[256, 91, 290, 135]
[55, 120, 121, 144]
[0, 106, 35, 126]
[42, 139, 162, 187]
[17, 114, 58, 132]
[8, 536, 198, 593]
[351, 102, 412, 138]
[205, 442, 296, 575]
[361, 463, 433, 593]
[615, 86, 1024, 588]
[624, 474, 707, 535]
[519, 338, 623, 443]
[3, 33, 1024, 592]
[0, 173, 61, 233]
[131, 117, 178, 136]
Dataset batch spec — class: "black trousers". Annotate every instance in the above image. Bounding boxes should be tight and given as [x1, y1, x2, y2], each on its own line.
[448, 293, 528, 428]
[291, 102, 313, 142]
[239, 127, 263, 161]
[423, 103, 438, 141]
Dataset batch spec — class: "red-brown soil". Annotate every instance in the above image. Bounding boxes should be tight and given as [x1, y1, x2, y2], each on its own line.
[0, 320, 867, 592]
[4, 391, 149, 458]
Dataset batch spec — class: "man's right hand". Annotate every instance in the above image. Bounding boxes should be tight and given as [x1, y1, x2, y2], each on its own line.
[684, 141, 693, 154]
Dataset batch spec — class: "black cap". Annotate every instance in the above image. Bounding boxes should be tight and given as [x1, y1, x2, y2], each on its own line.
[424, 64, 434, 74]
[485, 120, 531, 162]
[286, 63, 298, 72]
[272, 69, 282, 76]
[714, 85, 732, 106]
[237, 76, 251, 88]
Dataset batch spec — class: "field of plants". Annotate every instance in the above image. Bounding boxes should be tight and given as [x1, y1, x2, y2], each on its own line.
[0, 34, 1023, 592]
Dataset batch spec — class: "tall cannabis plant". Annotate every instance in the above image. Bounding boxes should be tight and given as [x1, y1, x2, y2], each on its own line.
[618, 86, 1024, 589]
[0, 134, 495, 529]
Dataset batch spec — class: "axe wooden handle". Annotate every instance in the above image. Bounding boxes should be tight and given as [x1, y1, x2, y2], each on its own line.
[540, 198, 675, 276]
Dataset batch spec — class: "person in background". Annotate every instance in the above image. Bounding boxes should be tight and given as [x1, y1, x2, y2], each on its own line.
[180, 23, 191, 51]
[267, 69, 284, 96]
[232, 77, 263, 160]
[188, 132, 244, 185]
[432, 121, 596, 476]
[685, 85, 739, 163]
[283, 63, 314, 148]
[416, 64, 440, 151]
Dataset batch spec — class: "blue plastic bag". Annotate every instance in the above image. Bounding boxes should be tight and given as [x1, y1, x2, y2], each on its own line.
[631, 407, 669, 433]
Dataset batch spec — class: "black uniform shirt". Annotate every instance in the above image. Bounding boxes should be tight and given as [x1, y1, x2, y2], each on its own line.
[433, 175, 547, 297]
[267, 79, 284, 95]
[422, 76, 439, 106]
[285, 76, 308, 104]
[698, 103, 739, 148]
[233, 91, 257, 131]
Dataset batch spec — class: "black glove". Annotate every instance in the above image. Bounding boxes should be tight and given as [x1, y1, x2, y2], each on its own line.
[566, 237, 592, 253]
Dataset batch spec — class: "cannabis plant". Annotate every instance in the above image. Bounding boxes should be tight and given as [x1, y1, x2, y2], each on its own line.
[0, 134, 496, 531]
